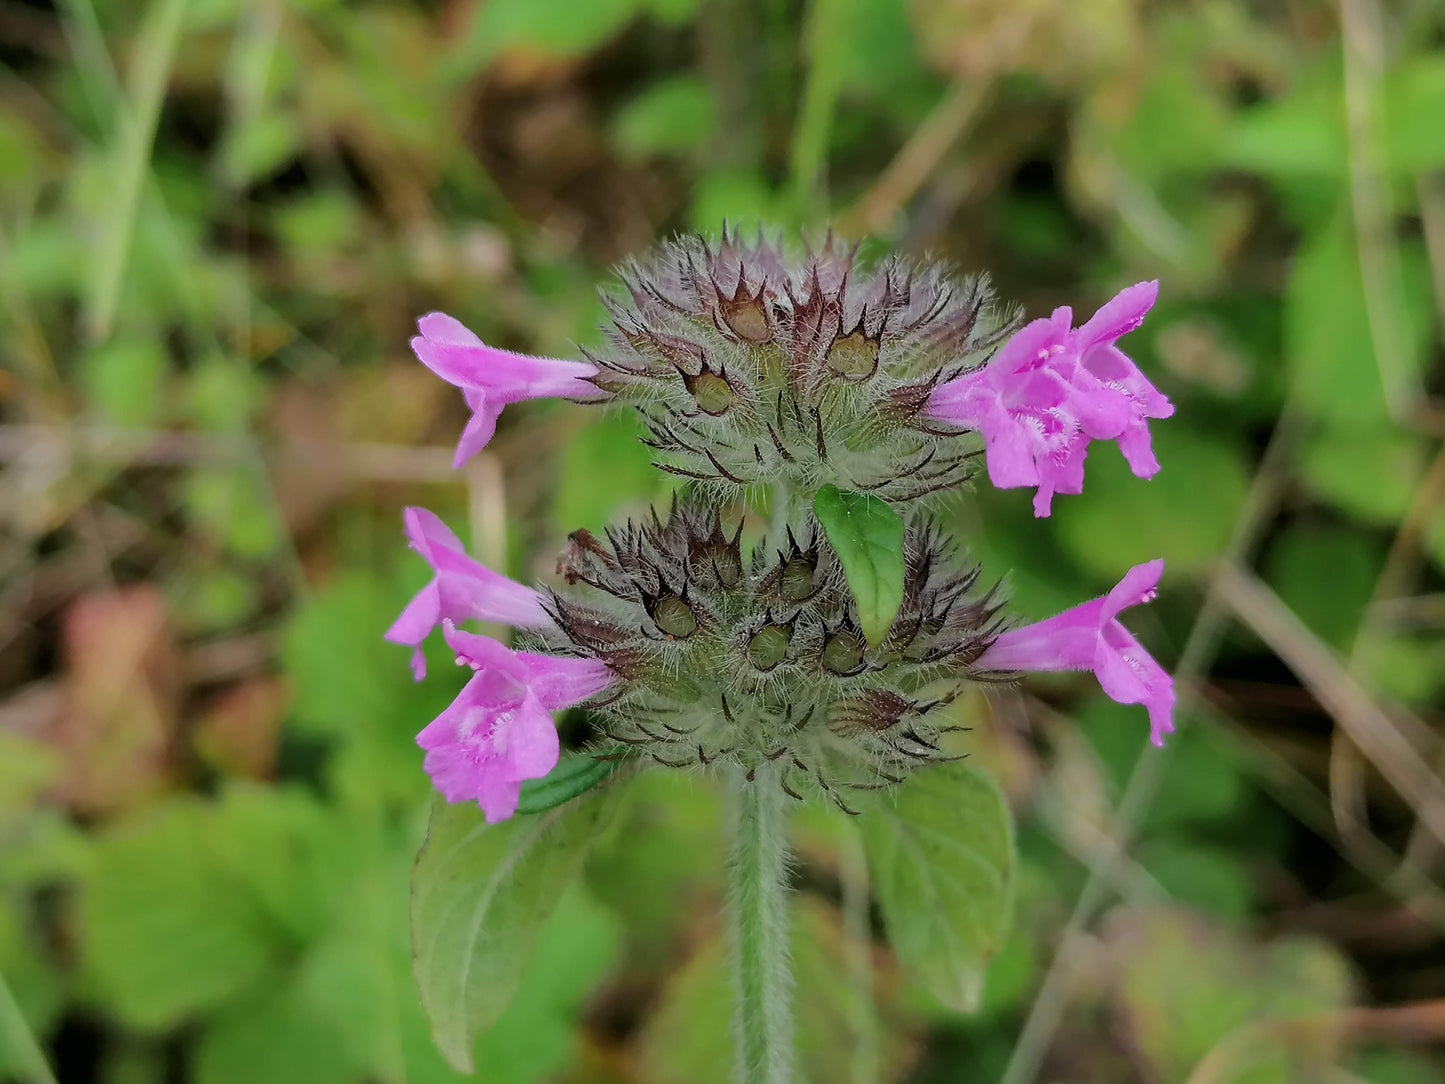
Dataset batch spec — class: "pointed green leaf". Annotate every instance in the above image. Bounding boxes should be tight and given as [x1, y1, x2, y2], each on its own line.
[410, 786, 621, 1072]
[516, 749, 629, 815]
[860, 763, 1015, 1012]
[812, 485, 906, 647]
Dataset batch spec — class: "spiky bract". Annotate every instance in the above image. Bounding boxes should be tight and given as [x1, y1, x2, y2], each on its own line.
[527, 498, 1004, 812]
[588, 228, 1019, 504]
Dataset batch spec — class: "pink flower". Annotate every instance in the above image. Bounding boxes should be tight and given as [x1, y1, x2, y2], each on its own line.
[384, 507, 551, 680]
[410, 313, 600, 468]
[928, 281, 1172, 517]
[417, 622, 614, 823]
[978, 559, 1176, 746]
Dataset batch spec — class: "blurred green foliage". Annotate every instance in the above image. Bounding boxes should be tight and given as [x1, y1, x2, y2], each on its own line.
[1, 0, 1444, 1081]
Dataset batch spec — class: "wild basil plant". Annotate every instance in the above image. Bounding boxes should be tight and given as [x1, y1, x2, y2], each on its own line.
[393, 230, 1176, 1082]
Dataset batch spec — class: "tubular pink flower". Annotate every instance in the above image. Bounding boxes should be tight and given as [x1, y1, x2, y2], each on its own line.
[384, 507, 550, 680]
[411, 313, 601, 468]
[978, 559, 1176, 746]
[927, 281, 1172, 517]
[416, 622, 615, 823]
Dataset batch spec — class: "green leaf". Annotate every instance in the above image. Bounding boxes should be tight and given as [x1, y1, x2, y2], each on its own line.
[80, 795, 301, 1030]
[82, 338, 169, 426]
[1284, 216, 1436, 426]
[447, 0, 645, 74]
[1113, 910, 1354, 1082]
[410, 787, 621, 1072]
[516, 750, 628, 815]
[194, 984, 356, 1084]
[1299, 426, 1426, 526]
[283, 574, 455, 809]
[1054, 425, 1250, 579]
[552, 411, 661, 534]
[813, 485, 906, 647]
[468, 888, 621, 1082]
[611, 75, 715, 159]
[182, 468, 281, 558]
[1264, 524, 1385, 651]
[860, 762, 1015, 1012]
[1384, 56, 1445, 174]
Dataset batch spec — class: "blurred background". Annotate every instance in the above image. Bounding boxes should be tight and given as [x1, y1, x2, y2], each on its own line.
[2, 0, 1445, 1081]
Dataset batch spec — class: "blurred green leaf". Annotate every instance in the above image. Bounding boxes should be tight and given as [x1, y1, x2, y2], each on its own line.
[80, 792, 318, 1030]
[1265, 524, 1384, 651]
[689, 169, 780, 233]
[218, 112, 300, 187]
[552, 411, 661, 533]
[1114, 910, 1354, 1083]
[1080, 704, 1252, 834]
[469, 888, 621, 1082]
[170, 567, 260, 634]
[861, 762, 1015, 1012]
[588, 771, 724, 966]
[1384, 56, 1445, 174]
[1143, 842, 1254, 919]
[409, 786, 620, 1072]
[612, 76, 715, 159]
[1054, 425, 1250, 580]
[448, 0, 645, 72]
[972, 925, 1038, 1020]
[272, 190, 363, 255]
[0, 735, 59, 813]
[183, 468, 282, 558]
[1225, 72, 1345, 180]
[0, 900, 65, 1068]
[1284, 216, 1436, 426]
[1355, 1047, 1445, 1084]
[82, 338, 169, 426]
[1300, 426, 1426, 525]
[284, 574, 452, 808]
[1362, 632, 1445, 708]
[814, 485, 906, 647]
[188, 356, 262, 431]
[194, 983, 355, 1084]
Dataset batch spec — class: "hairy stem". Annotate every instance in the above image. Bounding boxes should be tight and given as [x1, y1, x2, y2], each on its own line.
[727, 767, 794, 1084]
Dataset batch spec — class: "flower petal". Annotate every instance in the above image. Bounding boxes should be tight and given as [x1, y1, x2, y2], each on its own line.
[453, 396, 503, 468]
[441, 622, 526, 678]
[1114, 422, 1161, 479]
[1100, 559, 1164, 623]
[977, 599, 1106, 671]
[475, 777, 523, 824]
[417, 312, 484, 348]
[404, 506, 465, 562]
[981, 405, 1041, 490]
[1074, 281, 1158, 348]
[501, 693, 561, 780]
[384, 582, 441, 649]
[514, 651, 615, 711]
[988, 311, 1071, 380]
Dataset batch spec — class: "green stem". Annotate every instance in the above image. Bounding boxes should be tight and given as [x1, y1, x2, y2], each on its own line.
[0, 968, 57, 1084]
[787, 0, 846, 217]
[727, 767, 794, 1084]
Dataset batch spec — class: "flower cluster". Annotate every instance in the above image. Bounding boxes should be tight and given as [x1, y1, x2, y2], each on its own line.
[389, 230, 1177, 822]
